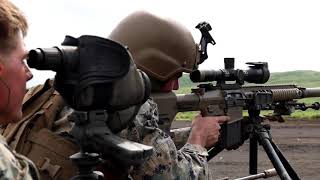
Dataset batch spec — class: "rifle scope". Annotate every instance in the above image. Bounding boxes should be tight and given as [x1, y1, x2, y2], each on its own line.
[190, 58, 270, 84]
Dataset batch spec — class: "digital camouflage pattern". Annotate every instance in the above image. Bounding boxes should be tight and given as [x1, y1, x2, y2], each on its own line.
[119, 99, 212, 180]
[0, 135, 40, 180]
[170, 127, 192, 149]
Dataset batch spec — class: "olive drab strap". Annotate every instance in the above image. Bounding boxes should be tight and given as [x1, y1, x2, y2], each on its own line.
[0, 79, 79, 180]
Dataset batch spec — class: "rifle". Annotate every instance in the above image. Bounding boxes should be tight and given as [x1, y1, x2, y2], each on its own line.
[151, 58, 320, 180]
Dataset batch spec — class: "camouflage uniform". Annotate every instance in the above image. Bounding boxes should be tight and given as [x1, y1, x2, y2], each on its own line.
[0, 135, 40, 180]
[119, 99, 211, 180]
[59, 99, 212, 179]
[46, 97, 211, 179]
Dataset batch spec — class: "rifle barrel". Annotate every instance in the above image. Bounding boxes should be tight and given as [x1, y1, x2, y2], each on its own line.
[302, 88, 320, 98]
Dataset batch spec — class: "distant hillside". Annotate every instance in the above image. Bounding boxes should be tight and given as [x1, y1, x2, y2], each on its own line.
[179, 70, 320, 89]
[268, 70, 320, 87]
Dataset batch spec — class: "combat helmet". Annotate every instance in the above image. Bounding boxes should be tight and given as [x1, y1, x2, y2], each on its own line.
[109, 11, 200, 82]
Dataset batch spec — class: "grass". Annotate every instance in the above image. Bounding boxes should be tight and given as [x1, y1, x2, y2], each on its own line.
[174, 70, 320, 120]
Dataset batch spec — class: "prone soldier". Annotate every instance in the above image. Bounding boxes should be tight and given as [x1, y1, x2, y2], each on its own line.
[109, 11, 229, 179]
[108, 11, 223, 148]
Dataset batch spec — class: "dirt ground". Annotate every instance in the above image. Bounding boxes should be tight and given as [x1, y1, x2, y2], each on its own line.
[172, 119, 320, 180]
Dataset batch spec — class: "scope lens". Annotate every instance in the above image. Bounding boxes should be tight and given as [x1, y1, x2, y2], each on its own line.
[27, 49, 43, 69]
[245, 68, 270, 84]
[190, 70, 201, 82]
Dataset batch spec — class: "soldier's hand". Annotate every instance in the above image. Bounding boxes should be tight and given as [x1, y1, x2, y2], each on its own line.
[187, 114, 230, 148]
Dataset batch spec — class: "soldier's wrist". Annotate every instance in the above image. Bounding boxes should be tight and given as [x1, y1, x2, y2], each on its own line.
[180, 143, 208, 156]
[187, 133, 206, 147]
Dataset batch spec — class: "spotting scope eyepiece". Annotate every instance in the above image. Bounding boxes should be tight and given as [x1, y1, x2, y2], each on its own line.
[27, 46, 78, 72]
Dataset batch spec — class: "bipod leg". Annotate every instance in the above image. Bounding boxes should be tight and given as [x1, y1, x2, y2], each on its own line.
[256, 125, 299, 180]
[270, 140, 300, 180]
[249, 136, 258, 175]
[248, 109, 260, 175]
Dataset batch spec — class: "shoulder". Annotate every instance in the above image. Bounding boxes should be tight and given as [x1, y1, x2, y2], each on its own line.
[0, 136, 21, 178]
[0, 135, 39, 180]
[134, 99, 159, 128]
[0, 135, 17, 163]
[136, 99, 158, 118]
[120, 99, 171, 144]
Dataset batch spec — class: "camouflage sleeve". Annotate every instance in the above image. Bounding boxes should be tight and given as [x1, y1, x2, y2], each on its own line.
[0, 135, 40, 180]
[120, 99, 212, 180]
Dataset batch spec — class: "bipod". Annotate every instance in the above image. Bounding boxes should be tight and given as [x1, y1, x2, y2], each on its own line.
[248, 109, 300, 180]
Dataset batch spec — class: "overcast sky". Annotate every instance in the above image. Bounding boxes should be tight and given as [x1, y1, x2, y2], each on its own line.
[10, 0, 320, 87]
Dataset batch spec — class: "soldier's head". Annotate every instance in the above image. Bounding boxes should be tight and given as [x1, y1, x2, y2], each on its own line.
[109, 11, 200, 92]
[0, 0, 33, 124]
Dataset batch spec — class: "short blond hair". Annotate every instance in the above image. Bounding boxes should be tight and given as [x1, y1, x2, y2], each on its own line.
[0, 0, 28, 55]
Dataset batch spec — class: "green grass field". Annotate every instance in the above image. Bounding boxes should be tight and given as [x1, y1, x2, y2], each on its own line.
[174, 70, 320, 121]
